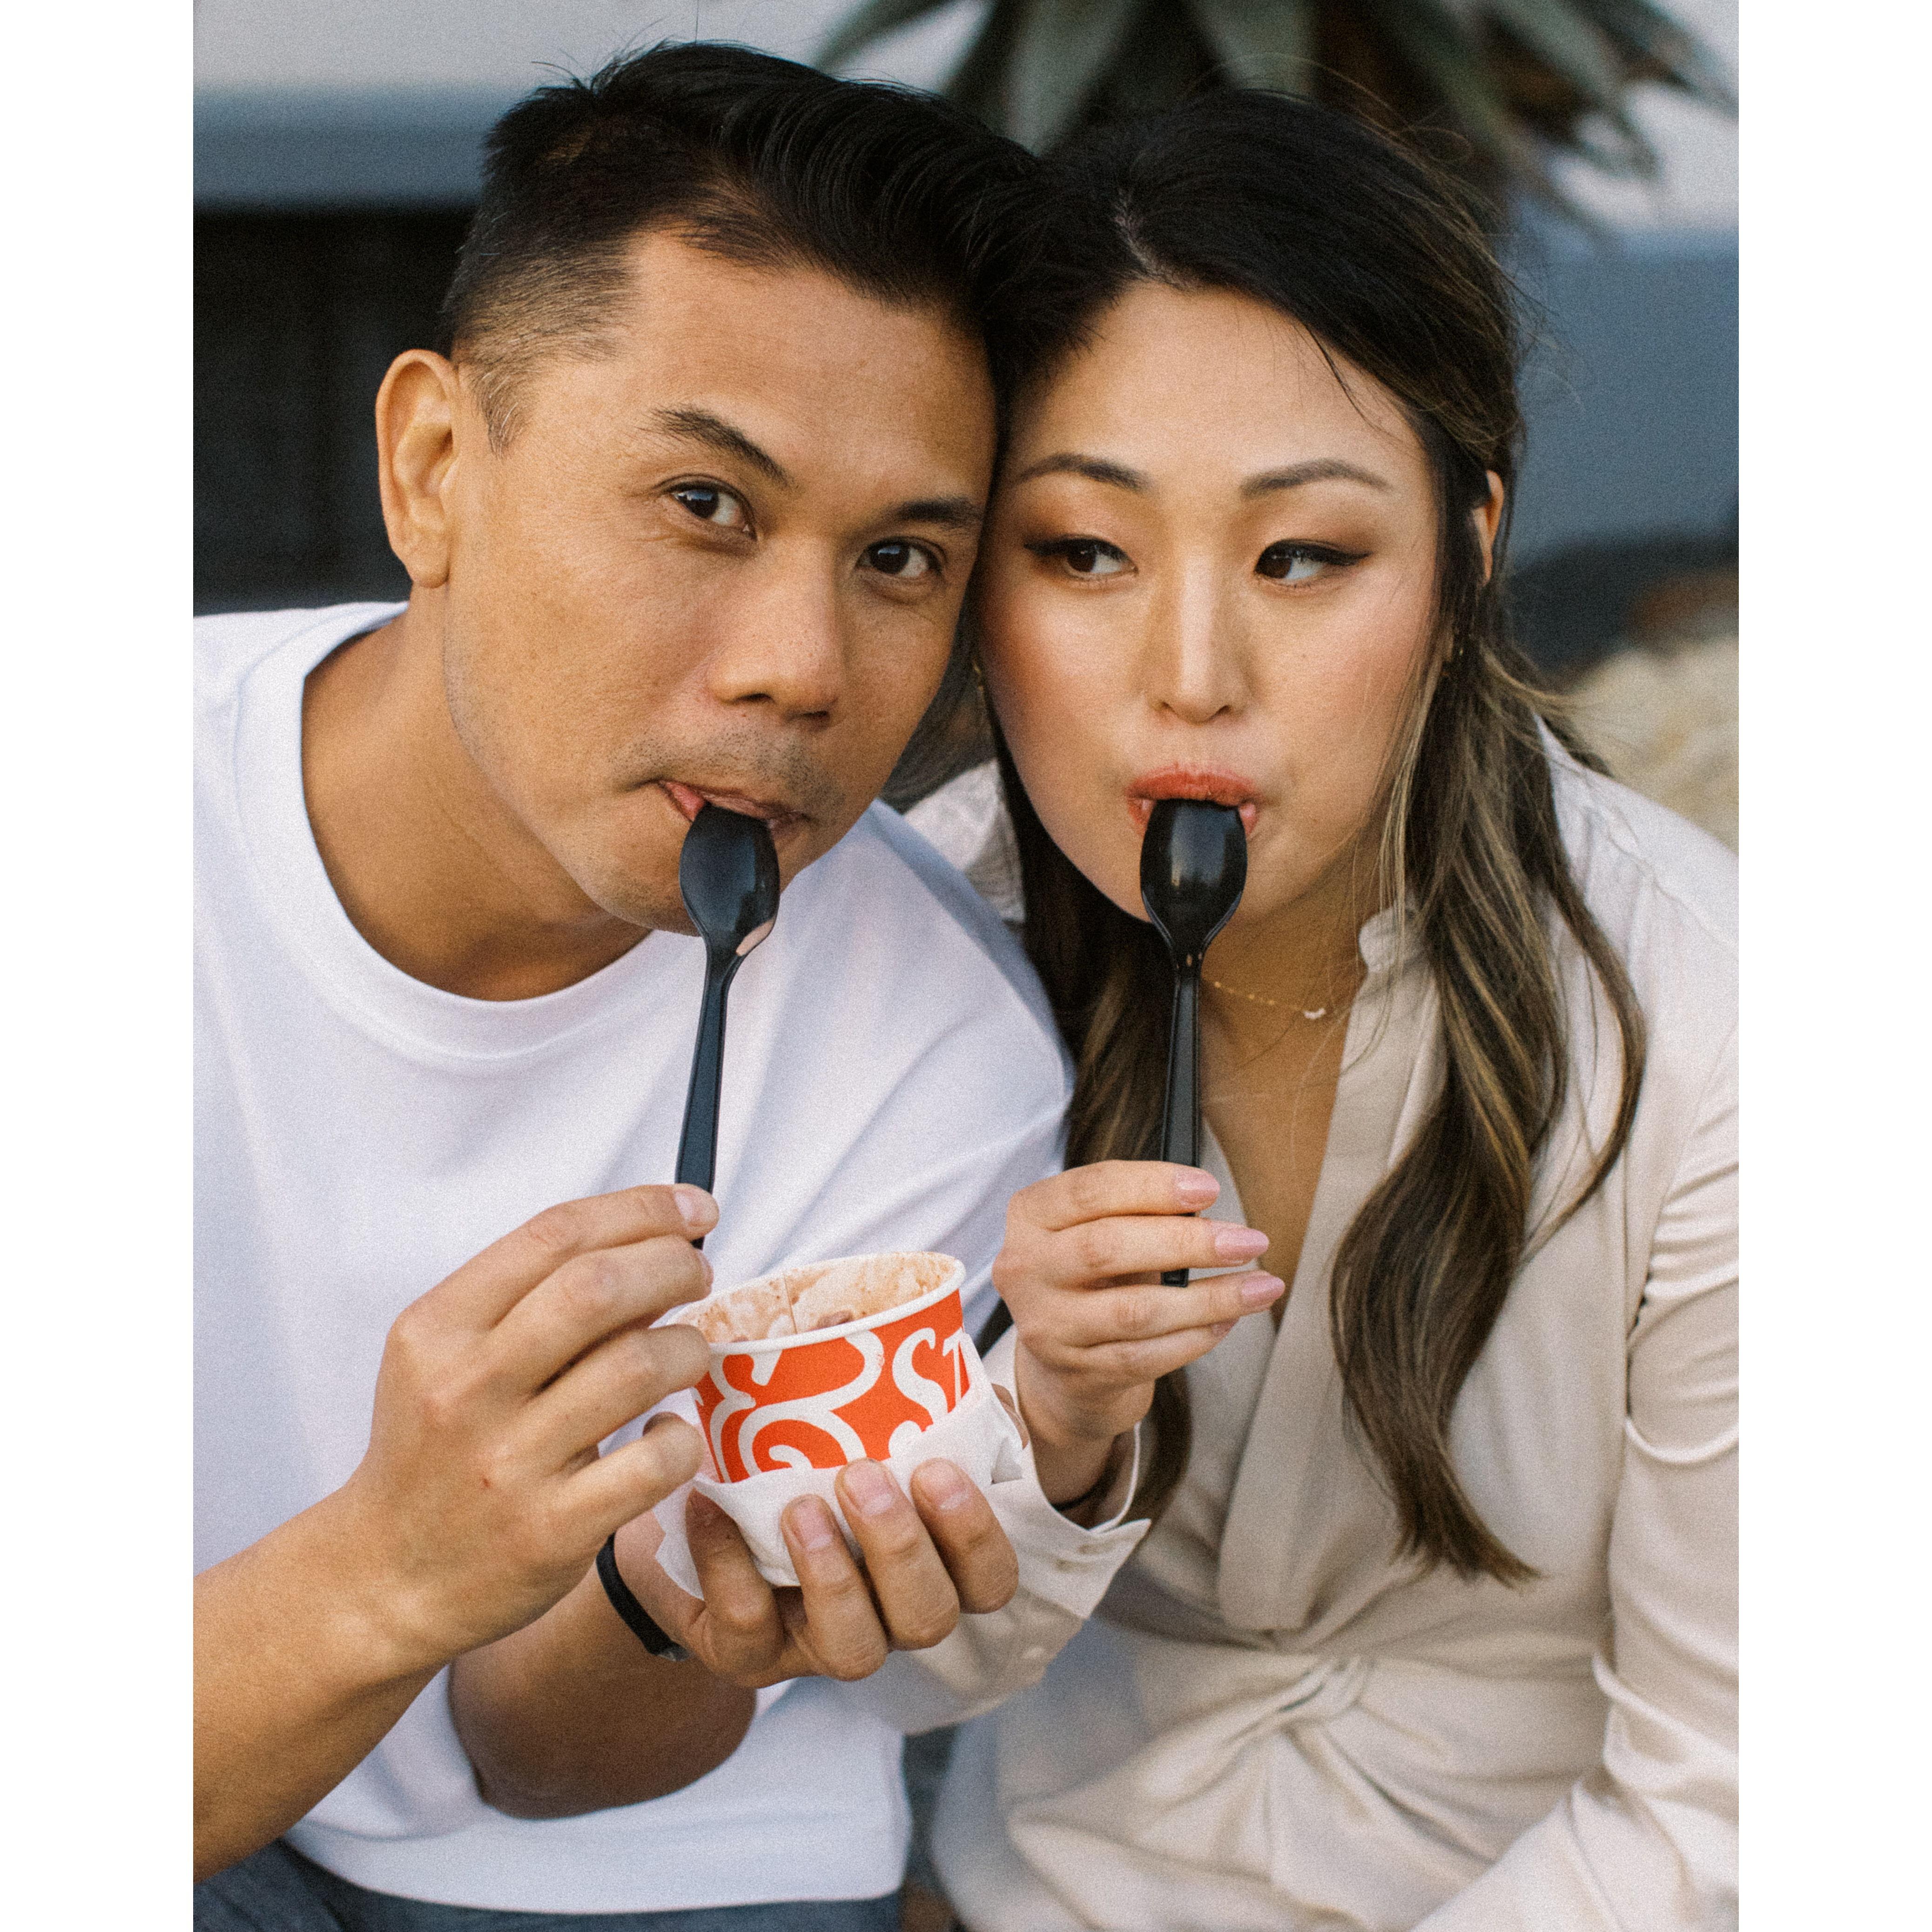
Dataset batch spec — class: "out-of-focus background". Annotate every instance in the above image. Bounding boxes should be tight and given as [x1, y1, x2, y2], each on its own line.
[195, 0, 1737, 853]
[194, 11, 1737, 1923]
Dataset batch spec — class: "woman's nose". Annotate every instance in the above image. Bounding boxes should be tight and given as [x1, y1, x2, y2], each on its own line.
[1142, 561, 1247, 725]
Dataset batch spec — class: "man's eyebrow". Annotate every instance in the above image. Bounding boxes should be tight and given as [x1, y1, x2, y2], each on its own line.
[1008, 452, 1147, 491]
[645, 406, 793, 487]
[1241, 458, 1391, 497]
[885, 496, 985, 532]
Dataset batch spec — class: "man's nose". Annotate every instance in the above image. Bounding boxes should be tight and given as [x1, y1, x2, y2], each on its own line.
[703, 554, 845, 722]
[1143, 561, 1247, 725]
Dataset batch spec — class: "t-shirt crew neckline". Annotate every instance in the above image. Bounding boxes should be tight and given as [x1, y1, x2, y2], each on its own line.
[232, 603, 689, 1070]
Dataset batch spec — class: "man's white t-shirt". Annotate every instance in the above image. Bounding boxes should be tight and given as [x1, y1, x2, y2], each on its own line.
[195, 604, 1071, 1912]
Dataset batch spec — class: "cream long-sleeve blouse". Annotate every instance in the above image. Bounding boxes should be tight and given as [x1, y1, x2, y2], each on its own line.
[880, 745, 1737, 1931]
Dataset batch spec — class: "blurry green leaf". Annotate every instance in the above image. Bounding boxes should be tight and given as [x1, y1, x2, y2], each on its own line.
[1486, 0, 1629, 114]
[1587, 0, 1737, 108]
[1084, 3, 1223, 125]
[947, 0, 1030, 127]
[1005, 0, 1143, 150]
[817, 0, 957, 72]
[813, 0, 1734, 214]
[1193, 0, 1318, 93]
[1371, 0, 1548, 186]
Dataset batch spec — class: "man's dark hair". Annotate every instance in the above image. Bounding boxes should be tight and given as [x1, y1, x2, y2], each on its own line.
[441, 41, 1040, 444]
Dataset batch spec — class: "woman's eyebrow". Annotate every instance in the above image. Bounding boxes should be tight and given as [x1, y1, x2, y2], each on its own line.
[1008, 452, 1390, 496]
[1241, 458, 1390, 497]
[1009, 452, 1146, 491]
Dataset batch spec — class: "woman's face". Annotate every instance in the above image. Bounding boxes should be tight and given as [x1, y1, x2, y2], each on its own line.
[980, 281, 1497, 936]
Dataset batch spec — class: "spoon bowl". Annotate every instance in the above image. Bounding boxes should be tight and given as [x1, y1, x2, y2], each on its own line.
[1141, 799, 1247, 968]
[680, 801, 781, 963]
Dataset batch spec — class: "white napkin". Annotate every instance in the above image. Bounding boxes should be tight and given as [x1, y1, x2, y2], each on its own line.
[651, 1335, 1024, 1592]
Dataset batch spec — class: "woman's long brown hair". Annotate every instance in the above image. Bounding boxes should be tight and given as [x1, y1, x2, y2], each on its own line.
[984, 92, 1646, 1582]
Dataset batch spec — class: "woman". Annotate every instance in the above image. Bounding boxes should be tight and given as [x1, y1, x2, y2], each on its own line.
[912, 90, 1736, 1930]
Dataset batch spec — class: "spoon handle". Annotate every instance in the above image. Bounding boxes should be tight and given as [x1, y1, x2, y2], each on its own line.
[1159, 963, 1201, 1286]
[674, 952, 742, 1241]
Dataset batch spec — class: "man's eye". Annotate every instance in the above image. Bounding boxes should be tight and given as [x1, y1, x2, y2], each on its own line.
[1256, 542, 1360, 583]
[1029, 538, 1130, 578]
[863, 540, 937, 581]
[671, 485, 749, 531]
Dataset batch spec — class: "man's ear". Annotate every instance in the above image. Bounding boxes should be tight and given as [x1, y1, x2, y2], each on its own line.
[376, 350, 468, 591]
[1473, 470, 1505, 585]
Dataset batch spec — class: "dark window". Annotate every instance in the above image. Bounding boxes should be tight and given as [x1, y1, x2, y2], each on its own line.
[195, 211, 471, 613]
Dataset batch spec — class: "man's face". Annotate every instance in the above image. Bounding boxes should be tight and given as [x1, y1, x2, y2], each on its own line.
[433, 231, 996, 934]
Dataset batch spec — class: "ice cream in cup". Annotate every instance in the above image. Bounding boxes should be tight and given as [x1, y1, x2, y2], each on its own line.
[662, 1251, 1024, 1588]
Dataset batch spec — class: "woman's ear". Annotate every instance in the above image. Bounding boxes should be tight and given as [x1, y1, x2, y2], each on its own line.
[375, 350, 466, 591]
[1473, 471, 1505, 585]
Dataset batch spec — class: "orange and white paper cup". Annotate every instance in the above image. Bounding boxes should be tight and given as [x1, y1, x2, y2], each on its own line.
[687, 1252, 971, 1481]
[664, 1251, 1023, 1587]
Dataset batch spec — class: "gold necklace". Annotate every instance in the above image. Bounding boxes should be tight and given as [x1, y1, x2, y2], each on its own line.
[1204, 975, 1334, 1021]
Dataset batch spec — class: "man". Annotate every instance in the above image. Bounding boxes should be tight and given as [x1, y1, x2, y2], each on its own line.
[194, 45, 1143, 1930]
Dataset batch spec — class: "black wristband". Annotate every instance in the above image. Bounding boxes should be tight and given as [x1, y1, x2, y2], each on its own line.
[596, 1534, 690, 1662]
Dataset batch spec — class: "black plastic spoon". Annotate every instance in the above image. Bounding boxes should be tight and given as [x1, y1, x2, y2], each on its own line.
[674, 803, 781, 1238]
[1140, 800, 1247, 1285]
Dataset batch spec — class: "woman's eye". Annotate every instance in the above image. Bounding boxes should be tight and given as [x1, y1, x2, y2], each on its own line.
[1257, 542, 1355, 583]
[1030, 538, 1130, 578]
[862, 540, 938, 582]
[671, 485, 749, 531]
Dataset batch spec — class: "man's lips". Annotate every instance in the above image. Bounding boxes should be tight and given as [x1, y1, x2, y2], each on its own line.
[1127, 767, 1261, 835]
[659, 779, 805, 834]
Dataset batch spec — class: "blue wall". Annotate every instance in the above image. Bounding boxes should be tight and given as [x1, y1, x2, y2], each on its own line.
[1507, 224, 1737, 563]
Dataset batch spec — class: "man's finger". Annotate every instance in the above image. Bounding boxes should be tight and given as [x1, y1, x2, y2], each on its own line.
[1052, 1271, 1284, 1349]
[568, 1413, 706, 1542]
[421, 1184, 718, 1332]
[906, 1461, 1017, 1616]
[1016, 1161, 1219, 1236]
[488, 1233, 712, 1391]
[682, 1492, 792, 1681]
[518, 1322, 711, 1469]
[831, 1463, 961, 1652]
[781, 1497, 890, 1682]
[613, 1510, 709, 1653]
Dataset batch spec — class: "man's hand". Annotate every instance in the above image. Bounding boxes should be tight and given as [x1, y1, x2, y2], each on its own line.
[195, 1182, 716, 1878]
[994, 1162, 1282, 1502]
[625, 1459, 1019, 1686]
[332, 1182, 717, 1670]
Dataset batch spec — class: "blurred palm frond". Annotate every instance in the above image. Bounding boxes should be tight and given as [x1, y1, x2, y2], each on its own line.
[818, 0, 1735, 213]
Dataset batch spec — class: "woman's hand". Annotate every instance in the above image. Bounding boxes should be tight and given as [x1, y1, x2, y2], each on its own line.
[995, 1162, 1284, 1504]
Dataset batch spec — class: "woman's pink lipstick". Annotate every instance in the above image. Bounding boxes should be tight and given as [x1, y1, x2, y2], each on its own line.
[1127, 768, 1260, 836]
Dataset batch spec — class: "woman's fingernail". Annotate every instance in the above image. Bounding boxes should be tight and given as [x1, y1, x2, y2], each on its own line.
[1239, 1272, 1286, 1309]
[672, 1185, 717, 1232]
[1175, 1169, 1220, 1208]
[785, 1497, 838, 1551]
[687, 1490, 724, 1528]
[842, 1461, 899, 1519]
[916, 1460, 972, 1511]
[1213, 1225, 1271, 1262]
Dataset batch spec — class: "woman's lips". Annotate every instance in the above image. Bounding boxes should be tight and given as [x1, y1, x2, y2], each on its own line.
[1127, 768, 1261, 836]
[659, 779, 804, 835]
